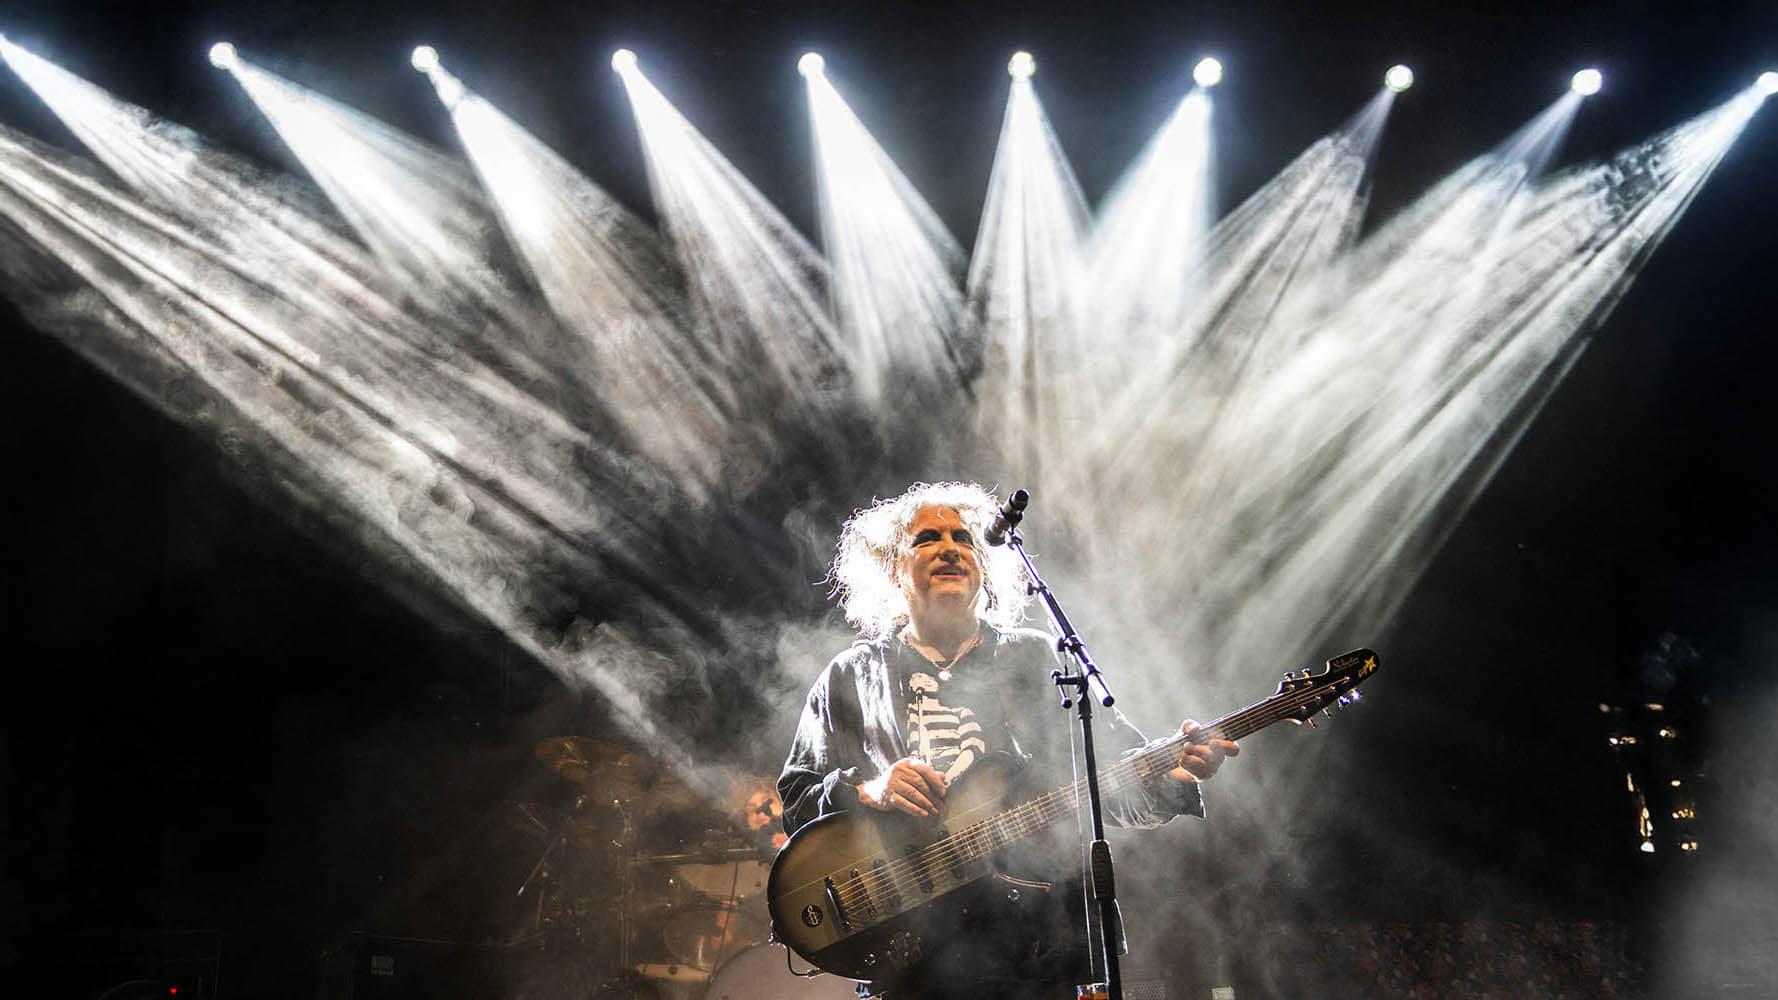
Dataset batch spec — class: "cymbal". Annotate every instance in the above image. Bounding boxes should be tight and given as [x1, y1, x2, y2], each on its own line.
[533, 736, 693, 806]
[534, 736, 635, 773]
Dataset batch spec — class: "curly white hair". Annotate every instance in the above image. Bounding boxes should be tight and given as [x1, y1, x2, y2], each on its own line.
[828, 481, 1031, 642]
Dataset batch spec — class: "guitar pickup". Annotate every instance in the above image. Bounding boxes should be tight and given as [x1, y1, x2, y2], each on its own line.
[824, 876, 851, 931]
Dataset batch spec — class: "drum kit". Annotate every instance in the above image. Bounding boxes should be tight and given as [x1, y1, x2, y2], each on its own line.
[508, 737, 855, 1000]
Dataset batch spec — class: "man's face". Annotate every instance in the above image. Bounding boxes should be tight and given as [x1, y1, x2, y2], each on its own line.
[900, 505, 982, 619]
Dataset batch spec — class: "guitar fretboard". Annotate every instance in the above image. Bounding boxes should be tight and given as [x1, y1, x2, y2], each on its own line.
[920, 672, 1345, 869]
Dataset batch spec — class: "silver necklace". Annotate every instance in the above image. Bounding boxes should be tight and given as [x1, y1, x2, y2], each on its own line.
[906, 630, 978, 682]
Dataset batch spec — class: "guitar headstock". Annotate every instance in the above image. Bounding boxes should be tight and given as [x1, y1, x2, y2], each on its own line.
[1274, 648, 1379, 725]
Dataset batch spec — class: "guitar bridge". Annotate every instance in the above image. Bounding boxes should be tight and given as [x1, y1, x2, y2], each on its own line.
[823, 876, 851, 931]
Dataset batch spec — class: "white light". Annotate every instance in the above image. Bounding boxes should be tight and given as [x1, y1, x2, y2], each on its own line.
[208, 42, 238, 70]
[1385, 64, 1414, 93]
[410, 45, 439, 73]
[1008, 51, 1035, 80]
[1193, 57, 1223, 89]
[1758, 71, 1778, 96]
[1571, 68, 1603, 96]
[611, 48, 637, 73]
[1639, 839, 1656, 853]
[798, 52, 825, 78]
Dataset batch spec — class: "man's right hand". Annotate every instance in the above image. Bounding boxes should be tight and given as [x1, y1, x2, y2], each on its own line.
[858, 757, 947, 818]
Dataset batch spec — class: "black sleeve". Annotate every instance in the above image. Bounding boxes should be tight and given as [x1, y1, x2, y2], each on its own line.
[1103, 728, 1207, 829]
[777, 657, 865, 835]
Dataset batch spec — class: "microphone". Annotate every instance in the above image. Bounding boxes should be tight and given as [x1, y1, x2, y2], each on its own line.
[984, 488, 1030, 546]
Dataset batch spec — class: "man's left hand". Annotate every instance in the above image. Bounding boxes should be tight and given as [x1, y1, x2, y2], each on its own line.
[1168, 719, 1239, 782]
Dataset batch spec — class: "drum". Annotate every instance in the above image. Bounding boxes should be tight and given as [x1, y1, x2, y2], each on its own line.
[661, 900, 765, 970]
[703, 944, 859, 1000]
[668, 858, 770, 901]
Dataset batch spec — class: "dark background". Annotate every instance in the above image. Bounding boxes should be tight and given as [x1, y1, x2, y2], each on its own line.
[2, 1, 1775, 996]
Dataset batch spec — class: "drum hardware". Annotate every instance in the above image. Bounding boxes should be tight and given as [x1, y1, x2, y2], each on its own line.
[522, 736, 801, 995]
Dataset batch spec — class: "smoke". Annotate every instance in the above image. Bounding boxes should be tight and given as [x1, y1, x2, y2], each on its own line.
[1, 38, 1769, 991]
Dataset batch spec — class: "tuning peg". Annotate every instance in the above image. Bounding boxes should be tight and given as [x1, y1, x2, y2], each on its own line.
[1304, 716, 1318, 728]
[1322, 707, 1334, 718]
[1352, 689, 1363, 700]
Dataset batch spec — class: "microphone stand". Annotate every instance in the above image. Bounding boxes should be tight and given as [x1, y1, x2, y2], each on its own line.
[997, 501, 1125, 1000]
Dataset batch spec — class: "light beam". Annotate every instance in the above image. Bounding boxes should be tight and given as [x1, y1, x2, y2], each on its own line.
[803, 58, 968, 406]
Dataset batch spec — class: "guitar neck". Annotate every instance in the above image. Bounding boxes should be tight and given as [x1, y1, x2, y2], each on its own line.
[947, 685, 1316, 861]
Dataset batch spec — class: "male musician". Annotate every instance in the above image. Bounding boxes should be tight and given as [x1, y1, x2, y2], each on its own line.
[779, 482, 1238, 999]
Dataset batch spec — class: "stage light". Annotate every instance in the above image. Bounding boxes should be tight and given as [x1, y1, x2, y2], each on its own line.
[798, 52, 825, 78]
[1008, 51, 1035, 79]
[208, 42, 238, 70]
[611, 48, 637, 73]
[1571, 67, 1603, 96]
[1193, 56, 1223, 89]
[1758, 71, 1778, 96]
[410, 45, 439, 73]
[1385, 64, 1414, 93]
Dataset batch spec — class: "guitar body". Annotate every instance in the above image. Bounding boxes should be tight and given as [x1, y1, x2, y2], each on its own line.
[767, 647, 1380, 981]
[767, 754, 1049, 981]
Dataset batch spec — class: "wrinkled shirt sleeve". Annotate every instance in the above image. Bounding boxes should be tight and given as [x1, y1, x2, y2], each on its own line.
[1104, 729, 1207, 829]
[778, 656, 865, 835]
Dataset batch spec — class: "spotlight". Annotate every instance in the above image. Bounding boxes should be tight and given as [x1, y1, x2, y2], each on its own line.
[1008, 51, 1036, 80]
[1384, 64, 1414, 93]
[798, 52, 825, 78]
[1758, 71, 1778, 96]
[410, 45, 440, 73]
[1193, 57, 1223, 89]
[208, 41, 238, 70]
[611, 48, 637, 73]
[1571, 67, 1603, 96]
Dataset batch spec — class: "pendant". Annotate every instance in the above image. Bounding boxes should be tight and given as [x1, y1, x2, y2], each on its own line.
[938, 667, 953, 683]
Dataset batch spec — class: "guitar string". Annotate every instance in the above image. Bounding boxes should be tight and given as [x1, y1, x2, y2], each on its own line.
[832, 687, 1335, 912]
[838, 700, 1275, 911]
[828, 683, 1349, 914]
[876, 675, 1361, 906]
[851, 674, 1360, 906]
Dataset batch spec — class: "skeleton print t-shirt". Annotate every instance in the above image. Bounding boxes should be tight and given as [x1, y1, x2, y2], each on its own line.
[905, 668, 989, 783]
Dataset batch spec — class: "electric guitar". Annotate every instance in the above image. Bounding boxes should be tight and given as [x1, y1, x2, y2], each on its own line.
[766, 647, 1380, 980]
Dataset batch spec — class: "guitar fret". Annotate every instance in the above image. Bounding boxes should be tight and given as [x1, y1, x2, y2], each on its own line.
[801, 652, 1374, 977]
